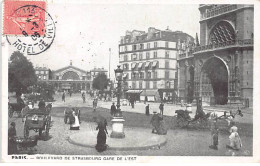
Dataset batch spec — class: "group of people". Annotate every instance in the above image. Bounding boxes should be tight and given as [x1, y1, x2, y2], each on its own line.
[64, 106, 81, 130]
[209, 121, 242, 151]
[145, 102, 164, 116]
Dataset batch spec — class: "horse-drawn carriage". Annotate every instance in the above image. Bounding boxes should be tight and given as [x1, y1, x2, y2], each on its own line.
[8, 101, 25, 118]
[23, 103, 52, 139]
[172, 106, 243, 130]
[173, 109, 211, 128]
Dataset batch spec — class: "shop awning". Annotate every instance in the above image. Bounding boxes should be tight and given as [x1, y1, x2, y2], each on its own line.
[126, 90, 143, 94]
[145, 61, 151, 68]
[152, 61, 158, 67]
[131, 63, 137, 69]
[138, 62, 143, 69]
[140, 90, 158, 96]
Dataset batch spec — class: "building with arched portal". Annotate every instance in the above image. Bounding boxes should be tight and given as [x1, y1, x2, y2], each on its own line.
[35, 62, 93, 92]
[178, 4, 254, 106]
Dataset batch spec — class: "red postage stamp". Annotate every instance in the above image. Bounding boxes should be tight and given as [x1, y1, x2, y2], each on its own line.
[3, 0, 46, 36]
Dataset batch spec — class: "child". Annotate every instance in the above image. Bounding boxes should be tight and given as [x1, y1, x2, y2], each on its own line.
[209, 121, 219, 150]
[226, 122, 242, 150]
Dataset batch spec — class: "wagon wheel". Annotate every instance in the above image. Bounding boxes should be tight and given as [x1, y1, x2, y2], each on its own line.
[177, 116, 189, 128]
[24, 125, 29, 138]
[45, 121, 50, 138]
[8, 105, 14, 118]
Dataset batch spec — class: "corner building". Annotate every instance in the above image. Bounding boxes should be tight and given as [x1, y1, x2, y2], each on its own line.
[178, 5, 254, 106]
[119, 27, 193, 101]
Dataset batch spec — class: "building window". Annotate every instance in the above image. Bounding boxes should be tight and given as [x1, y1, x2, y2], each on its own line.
[41, 71, 44, 74]
[125, 46, 127, 51]
[153, 81, 157, 89]
[132, 54, 137, 60]
[36, 71, 39, 74]
[165, 51, 169, 58]
[153, 71, 157, 78]
[165, 60, 169, 68]
[132, 82, 136, 89]
[139, 53, 143, 60]
[147, 72, 151, 79]
[146, 81, 150, 89]
[139, 81, 142, 89]
[154, 51, 157, 58]
[146, 52, 150, 59]
[147, 43, 150, 49]
[154, 42, 157, 48]
[140, 44, 144, 50]
[132, 45, 137, 51]
[165, 71, 169, 79]
[165, 41, 169, 48]
[124, 55, 128, 61]
[140, 72, 144, 79]
[43, 76, 46, 80]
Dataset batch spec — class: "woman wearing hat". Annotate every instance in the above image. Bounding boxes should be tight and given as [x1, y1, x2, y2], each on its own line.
[8, 122, 17, 154]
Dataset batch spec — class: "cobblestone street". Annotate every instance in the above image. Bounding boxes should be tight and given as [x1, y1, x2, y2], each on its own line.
[8, 93, 253, 156]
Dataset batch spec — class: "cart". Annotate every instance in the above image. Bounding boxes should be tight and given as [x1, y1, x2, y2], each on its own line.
[23, 109, 51, 139]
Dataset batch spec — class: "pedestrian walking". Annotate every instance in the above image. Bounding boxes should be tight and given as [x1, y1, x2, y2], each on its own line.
[145, 104, 150, 116]
[209, 122, 219, 150]
[69, 111, 80, 130]
[95, 116, 108, 152]
[93, 98, 98, 111]
[110, 102, 116, 116]
[226, 122, 242, 150]
[159, 102, 164, 116]
[82, 92, 86, 103]
[8, 122, 17, 154]
[62, 92, 66, 102]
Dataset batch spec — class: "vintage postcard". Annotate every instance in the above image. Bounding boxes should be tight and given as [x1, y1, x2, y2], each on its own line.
[1, 0, 260, 163]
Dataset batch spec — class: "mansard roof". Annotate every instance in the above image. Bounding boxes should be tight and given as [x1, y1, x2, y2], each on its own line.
[54, 65, 88, 74]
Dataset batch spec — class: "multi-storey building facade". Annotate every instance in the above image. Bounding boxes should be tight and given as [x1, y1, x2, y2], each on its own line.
[35, 66, 51, 81]
[119, 27, 194, 101]
[91, 67, 108, 78]
[178, 4, 254, 106]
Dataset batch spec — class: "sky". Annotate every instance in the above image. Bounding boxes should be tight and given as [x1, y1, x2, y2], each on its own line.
[21, 2, 200, 78]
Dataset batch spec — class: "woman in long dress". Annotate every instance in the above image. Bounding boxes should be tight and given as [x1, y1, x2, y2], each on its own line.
[70, 111, 80, 130]
[95, 117, 108, 152]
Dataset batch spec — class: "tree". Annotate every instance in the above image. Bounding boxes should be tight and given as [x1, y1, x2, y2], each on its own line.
[8, 51, 37, 95]
[92, 73, 109, 92]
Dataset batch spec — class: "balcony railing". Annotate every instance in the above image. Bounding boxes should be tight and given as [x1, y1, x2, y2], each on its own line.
[178, 52, 194, 60]
[193, 39, 253, 54]
[201, 5, 237, 20]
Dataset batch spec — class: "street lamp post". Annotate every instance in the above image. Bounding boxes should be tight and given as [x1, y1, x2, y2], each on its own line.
[110, 65, 125, 138]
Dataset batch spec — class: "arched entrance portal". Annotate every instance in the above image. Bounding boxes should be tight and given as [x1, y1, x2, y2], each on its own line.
[200, 57, 229, 105]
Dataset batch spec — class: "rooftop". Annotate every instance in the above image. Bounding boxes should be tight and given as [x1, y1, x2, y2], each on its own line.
[120, 27, 194, 45]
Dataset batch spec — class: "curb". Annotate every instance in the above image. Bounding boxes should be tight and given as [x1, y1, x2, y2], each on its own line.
[68, 134, 167, 151]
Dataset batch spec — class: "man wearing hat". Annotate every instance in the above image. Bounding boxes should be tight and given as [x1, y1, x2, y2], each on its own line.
[150, 111, 163, 134]
[110, 102, 116, 116]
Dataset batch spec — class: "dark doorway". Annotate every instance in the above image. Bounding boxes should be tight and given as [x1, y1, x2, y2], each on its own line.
[201, 57, 228, 105]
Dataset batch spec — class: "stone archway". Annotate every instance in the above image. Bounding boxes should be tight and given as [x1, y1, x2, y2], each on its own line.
[200, 57, 229, 105]
[62, 71, 80, 80]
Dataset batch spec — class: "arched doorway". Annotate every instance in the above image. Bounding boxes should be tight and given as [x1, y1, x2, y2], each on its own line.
[200, 57, 229, 105]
